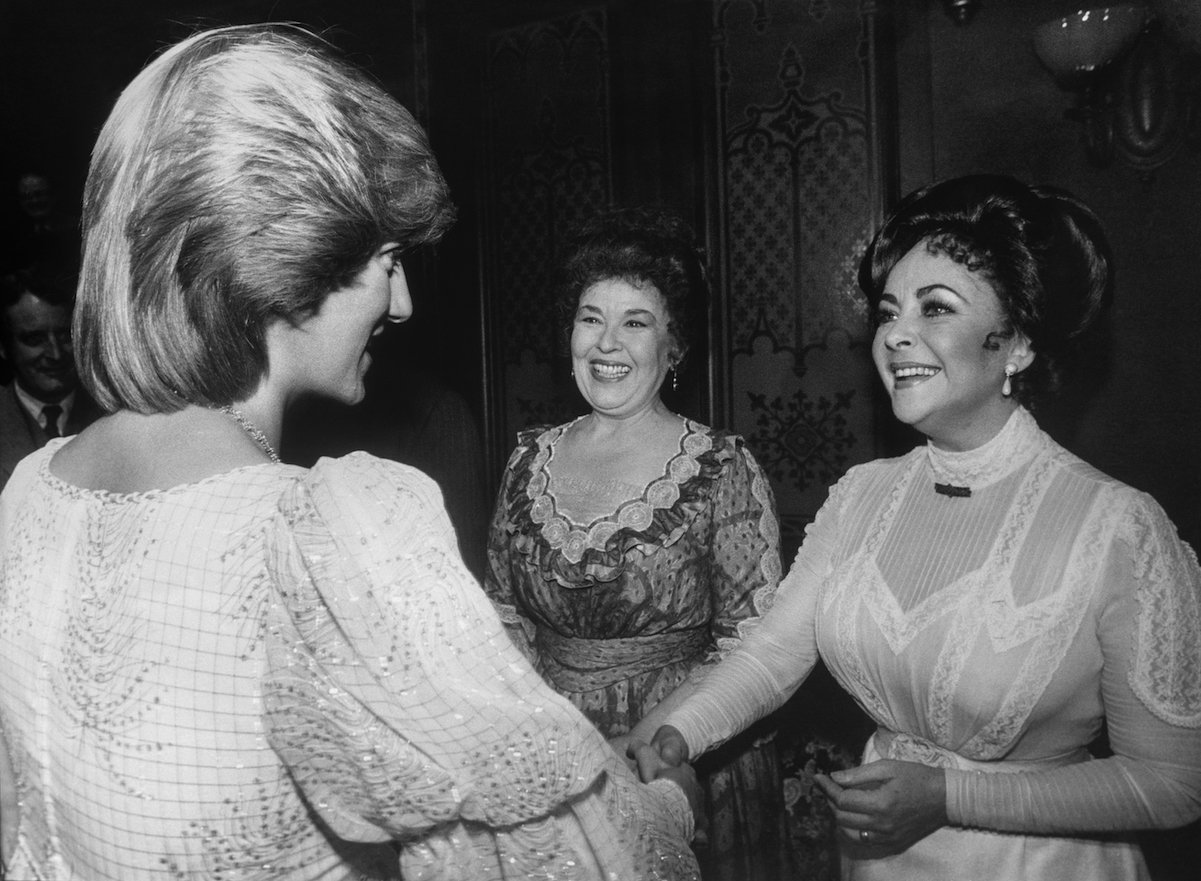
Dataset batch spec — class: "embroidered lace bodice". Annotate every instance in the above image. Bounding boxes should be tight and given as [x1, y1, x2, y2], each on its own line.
[666, 408, 1201, 837]
[0, 443, 698, 880]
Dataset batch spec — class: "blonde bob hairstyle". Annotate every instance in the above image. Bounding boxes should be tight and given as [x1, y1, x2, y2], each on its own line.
[75, 24, 455, 413]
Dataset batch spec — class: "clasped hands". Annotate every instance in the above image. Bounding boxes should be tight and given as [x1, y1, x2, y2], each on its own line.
[612, 726, 706, 839]
[619, 725, 949, 855]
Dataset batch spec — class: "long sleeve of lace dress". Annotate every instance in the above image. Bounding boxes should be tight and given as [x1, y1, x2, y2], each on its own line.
[948, 493, 1201, 834]
[262, 453, 698, 880]
[663, 476, 841, 755]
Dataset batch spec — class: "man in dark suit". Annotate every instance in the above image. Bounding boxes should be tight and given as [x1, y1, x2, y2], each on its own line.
[0, 265, 101, 489]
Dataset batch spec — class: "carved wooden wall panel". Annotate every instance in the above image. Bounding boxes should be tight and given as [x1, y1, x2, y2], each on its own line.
[480, 9, 613, 462]
[471, 1, 893, 547]
[709, 0, 884, 552]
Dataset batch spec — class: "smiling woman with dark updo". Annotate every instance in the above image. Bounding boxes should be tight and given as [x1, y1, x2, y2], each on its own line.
[640, 174, 1201, 881]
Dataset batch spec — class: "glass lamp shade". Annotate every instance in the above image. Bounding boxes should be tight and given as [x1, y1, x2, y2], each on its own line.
[1034, 5, 1150, 78]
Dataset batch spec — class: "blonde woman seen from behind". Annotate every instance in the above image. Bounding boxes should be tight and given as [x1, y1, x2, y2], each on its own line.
[0, 26, 701, 881]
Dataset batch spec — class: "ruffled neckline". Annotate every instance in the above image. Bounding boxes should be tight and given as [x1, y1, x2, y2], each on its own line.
[496, 417, 742, 585]
[527, 416, 714, 564]
[925, 406, 1042, 492]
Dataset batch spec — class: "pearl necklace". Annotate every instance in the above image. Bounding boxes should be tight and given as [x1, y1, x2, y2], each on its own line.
[219, 405, 280, 463]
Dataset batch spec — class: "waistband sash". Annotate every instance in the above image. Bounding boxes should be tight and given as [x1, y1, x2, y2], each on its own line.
[535, 626, 710, 692]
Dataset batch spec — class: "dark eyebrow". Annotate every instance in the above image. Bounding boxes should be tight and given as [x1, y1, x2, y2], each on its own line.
[576, 304, 659, 320]
[917, 283, 964, 301]
[879, 284, 964, 306]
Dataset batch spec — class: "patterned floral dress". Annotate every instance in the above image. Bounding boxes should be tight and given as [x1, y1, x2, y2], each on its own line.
[485, 417, 791, 880]
[0, 444, 698, 880]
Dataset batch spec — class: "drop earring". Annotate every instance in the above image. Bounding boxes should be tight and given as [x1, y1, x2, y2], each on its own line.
[670, 367, 678, 391]
[1002, 363, 1016, 397]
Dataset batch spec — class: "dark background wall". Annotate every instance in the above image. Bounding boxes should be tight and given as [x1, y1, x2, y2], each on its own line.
[2, 1, 1198, 876]
[4, 0, 1195, 549]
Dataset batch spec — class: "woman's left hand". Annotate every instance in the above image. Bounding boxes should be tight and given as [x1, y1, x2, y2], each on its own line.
[814, 759, 947, 854]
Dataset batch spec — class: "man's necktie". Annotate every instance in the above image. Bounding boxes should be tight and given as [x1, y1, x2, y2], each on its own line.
[42, 404, 63, 439]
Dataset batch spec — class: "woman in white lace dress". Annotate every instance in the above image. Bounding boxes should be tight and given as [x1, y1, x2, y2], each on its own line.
[0, 25, 701, 880]
[636, 174, 1201, 879]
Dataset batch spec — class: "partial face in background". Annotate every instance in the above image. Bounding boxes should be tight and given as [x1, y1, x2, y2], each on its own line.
[570, 277, 678, 419]
[17, 174, 53, 221]
[0, 291, 77, 403]
[268, 245, 412, 406]
[872, 241, 1030, 451]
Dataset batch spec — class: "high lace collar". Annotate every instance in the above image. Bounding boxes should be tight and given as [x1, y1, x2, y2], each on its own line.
[925, 406, 1042, 492]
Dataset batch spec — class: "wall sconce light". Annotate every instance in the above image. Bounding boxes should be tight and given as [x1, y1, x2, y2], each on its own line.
[1034, 4, 1201, 177]
[942, 0, 982, 26]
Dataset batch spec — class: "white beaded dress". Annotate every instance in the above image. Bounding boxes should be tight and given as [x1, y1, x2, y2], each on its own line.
[0, 443, 698, 880]
[663, 407, 1201, 880]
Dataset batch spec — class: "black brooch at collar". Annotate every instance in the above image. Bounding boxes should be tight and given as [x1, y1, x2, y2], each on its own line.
[934, 483, 971, 498]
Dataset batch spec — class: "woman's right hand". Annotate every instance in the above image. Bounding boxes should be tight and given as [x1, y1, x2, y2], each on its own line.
[649, 724, 690, 767]
[628, 725, 689, 781]
[629, 740, 706, 840]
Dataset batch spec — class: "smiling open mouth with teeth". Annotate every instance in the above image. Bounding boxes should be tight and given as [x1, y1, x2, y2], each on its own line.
[893, 365, 939, 379]
[592, 362, 631, 378]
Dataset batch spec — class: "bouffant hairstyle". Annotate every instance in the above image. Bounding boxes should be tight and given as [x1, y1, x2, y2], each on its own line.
[554, 206, 709, 371]
[75, 24, 456, 413]
[858, 174, 1112, 403]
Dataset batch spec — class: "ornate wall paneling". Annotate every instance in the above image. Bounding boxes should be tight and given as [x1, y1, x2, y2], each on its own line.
[470, 0, 899, 524]
[709, 0, 896, 553]
[479, 8, 614, 477]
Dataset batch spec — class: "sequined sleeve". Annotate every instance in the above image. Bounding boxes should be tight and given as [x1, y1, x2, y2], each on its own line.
[263, 453, 699, 880]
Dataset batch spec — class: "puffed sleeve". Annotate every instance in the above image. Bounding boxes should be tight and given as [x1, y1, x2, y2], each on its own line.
[948, 491, 1201, 833]
[703, 438, 782, 658]
[483, 438, 539, 661]
[665, 470, 849, 756]
[262, 453, 698, 880]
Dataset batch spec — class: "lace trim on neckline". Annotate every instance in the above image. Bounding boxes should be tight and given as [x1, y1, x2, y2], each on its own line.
[926, 406, 1041, 492]
[526, 417, 711, 564]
